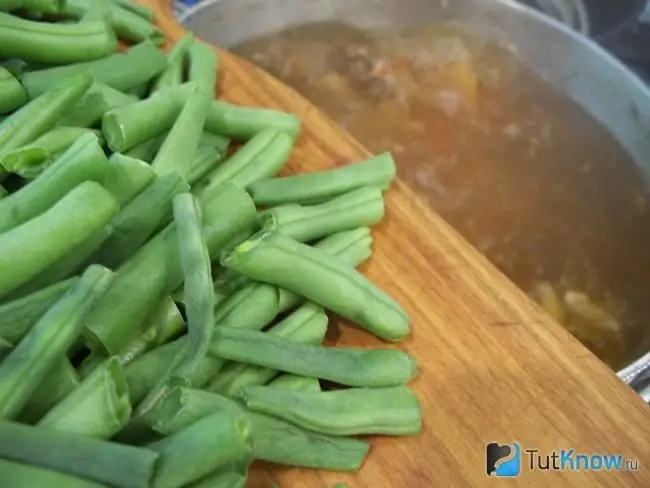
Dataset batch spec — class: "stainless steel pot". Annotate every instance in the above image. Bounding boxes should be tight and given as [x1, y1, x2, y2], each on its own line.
[179, 0, 650, 399]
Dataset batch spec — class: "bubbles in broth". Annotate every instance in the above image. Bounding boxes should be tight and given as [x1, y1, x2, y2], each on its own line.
[233, 22, 650, 370]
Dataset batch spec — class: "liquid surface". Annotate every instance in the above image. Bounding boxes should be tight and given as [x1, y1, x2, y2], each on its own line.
[233, 23, 650, 370]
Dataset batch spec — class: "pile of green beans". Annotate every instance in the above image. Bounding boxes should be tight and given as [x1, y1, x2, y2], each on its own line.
[0, 2, 421, 487]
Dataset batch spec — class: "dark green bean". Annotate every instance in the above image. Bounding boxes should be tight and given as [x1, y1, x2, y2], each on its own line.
[38, 357, 131, 439]
[0, 278, 77, 343]
[205, 101, 300, 140]
[0, 72, 93, 165]
[152, 84, 212, 180]
[261, 186, 385, 243]
[249, 152, 396, 206]
[247, 411, 370, 472]
[170, 193, 214, 382]
[0, 66, 26, 114]
[0, 183, 118, 300]
[0, 419, 158, 488]
[21, 40, 167, 99]
[0, 265, 114, 419]
[209, 327, 416, 387]
[0, 459, 107, 488]
[0, 11, 116, 64]
[188, 41, 218, 91]
[0, 132, 109, 233]
[194, 129, 293, 198]
[221, 231, 409, 341]
[240, 385, 422, 436]
[151, 32, 193, 93]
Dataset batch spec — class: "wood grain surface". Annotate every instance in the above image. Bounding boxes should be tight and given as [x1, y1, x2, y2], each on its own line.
[139, 1, 650, 486]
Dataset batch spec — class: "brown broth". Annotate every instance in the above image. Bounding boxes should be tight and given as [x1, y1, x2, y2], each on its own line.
[233, 22, 650, 370]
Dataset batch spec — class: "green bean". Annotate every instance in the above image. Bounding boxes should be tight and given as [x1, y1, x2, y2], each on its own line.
[205, 101, 300, 140]
[38, 357, 131, 439]
[17, 357, 80, 424]
[0, 459, 107, 488]
[170, 193, 214, 382]
[194, 130, 293, 198]
[0, 265, 114, 419]
[0, 183, 118, 300]
[208, 303, 328, 397]
[0, 184, 6, 197]
[58, 82, 138, 128]
[0, 132, 109, 233]
[188, 41, 218, 91]
[0, 419, 158, 488]
[90, 172, 190, 269]
[104, 152, 156, 206]
[6, 0, 64, 13]
[213, 283, 280, 331]
[125, 132, 166, 162]
[249, 152, 396, 206]
[111, 0, 154, 21]
[0, 12, 116, 64]
[268, 374, 321, 392]
[150, 410, 252, 488]
[147, 387, 243, 436]
[189, 144, 225, 186]
[261, 187, 385, 243]
[0, 72, 93, 163]
[152, 84, 212, 180]
[199, 131, 231, 155]
[1, 127, 103, 178]
[240, 385, 422, 436]
[186, 468, 247, 488]
[63, 0, 164, 45]
[21, 40, 167, 99]
[84, 183, 257, 356]
[0, 278, 77, 343]
[222, 231, 409, 341]
[0, 66, 26, 114]
[102, 83, 192, 152]
[151, 32, 193, 93]
[7, 225, 113, 301]
[210, 327, 416, 387]
[247, 411, 370, 472]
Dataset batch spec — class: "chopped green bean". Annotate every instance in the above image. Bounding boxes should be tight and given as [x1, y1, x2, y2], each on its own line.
[125, 132, 167, 162]
[268, 374, 321, 392]
[21, 40, 167, 99]
[0, 184, 6, 198]
[214, 282, 280, 331]
[1, 127, 103, 179]
[84, 183, 257, 356]
[186, 468, 247, 488]
[247, 410, 370, 472]
[152, 84, 212, 180]
[222, 231, 409, 341]
[194, 129, 293, 197]
[151, 32, 193, 93]
[249, 152, 396, 206]
[38, 357, 131, 439]
[189, 144, 225, 186]
[147, 387, 243, 435]
[208, 303, 328, 397]
[90, 171, 190, 269]
[0, 419, 158, 488]
[261, 186, 385, 243]
[0, 66, 26, 114]
[170, 193, 214, 382]
[150, 410, 252, 488]
[240, 385, 422, 436]
[104, 152, 156, 206]
[0, 72, 93, 163]
[58, 82, 137, 128]
[199, 131, 231, 155]
[0, 278, 77, 343]
[0, 458, 107, 488]
[209, 327, 416, 387]
[0, 265, 114, 419]
[0, 183, 118, 300]
[0, 132, 109, 233]
[0, 11, 116, 64]
[205, 101, 300, 140]
[188, 41, 218, 91]
[111, 0, 154, 21]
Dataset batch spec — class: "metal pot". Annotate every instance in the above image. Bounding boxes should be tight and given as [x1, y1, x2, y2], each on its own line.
[179, 0, 650, 399]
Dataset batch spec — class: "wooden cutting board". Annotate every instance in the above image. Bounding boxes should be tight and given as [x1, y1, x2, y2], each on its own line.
[140, 2, 650, 486]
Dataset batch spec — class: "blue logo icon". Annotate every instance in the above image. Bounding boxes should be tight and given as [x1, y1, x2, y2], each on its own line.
[486, 442, 521, 477]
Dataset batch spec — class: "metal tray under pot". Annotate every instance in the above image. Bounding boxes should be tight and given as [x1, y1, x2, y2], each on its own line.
[179, 0, 650, 401]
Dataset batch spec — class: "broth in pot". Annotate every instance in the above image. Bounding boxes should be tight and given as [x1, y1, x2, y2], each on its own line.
[233, 22, 650, 370]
